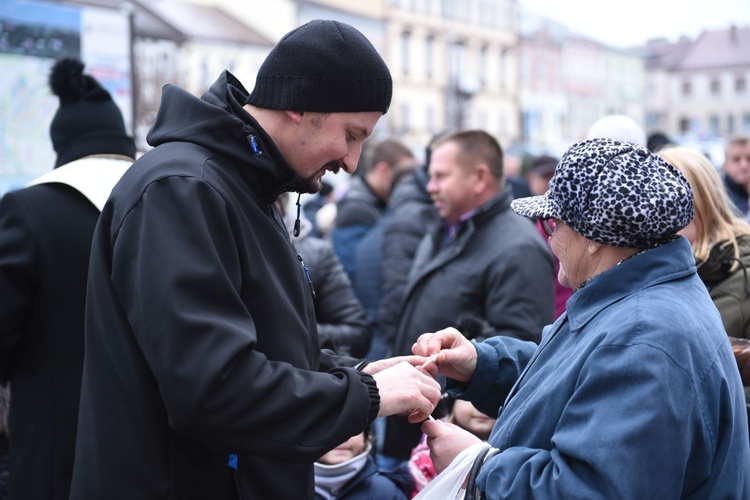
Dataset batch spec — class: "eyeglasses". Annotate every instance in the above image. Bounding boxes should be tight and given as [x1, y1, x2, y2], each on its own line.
[540, 218, 557, 237]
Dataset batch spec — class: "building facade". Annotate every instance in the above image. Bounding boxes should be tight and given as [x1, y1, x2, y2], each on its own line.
[386, 0, 520, 156]
[641, 26, 750, 165]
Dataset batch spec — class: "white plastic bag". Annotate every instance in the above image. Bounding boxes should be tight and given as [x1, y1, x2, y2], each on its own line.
[413, 442, 491, 500]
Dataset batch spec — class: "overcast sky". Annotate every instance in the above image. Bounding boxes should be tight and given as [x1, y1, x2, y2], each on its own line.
[519, 0, 750, 48]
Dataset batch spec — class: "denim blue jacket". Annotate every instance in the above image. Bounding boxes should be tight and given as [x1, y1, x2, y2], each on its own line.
[452, 237, 750, 499]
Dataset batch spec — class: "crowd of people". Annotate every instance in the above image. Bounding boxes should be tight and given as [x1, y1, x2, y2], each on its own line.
[1, 18, 749, 500]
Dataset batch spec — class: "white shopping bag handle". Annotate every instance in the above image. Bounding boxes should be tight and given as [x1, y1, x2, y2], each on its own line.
[413, 442, 491, 500]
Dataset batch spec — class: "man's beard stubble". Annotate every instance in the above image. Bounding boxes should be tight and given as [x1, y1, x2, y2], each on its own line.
[300, 160, 342, 194]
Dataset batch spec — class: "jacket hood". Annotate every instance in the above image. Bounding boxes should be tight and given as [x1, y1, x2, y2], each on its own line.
[695, 234, 750, 295]
[697, 234, 750, 289]
[147, 71, 306, 196]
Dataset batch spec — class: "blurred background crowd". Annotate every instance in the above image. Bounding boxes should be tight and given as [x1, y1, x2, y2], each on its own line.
[1, 0, 749, 194]
[2, 1, 750, 499]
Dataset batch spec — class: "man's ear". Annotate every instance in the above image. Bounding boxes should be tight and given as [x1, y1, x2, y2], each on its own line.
[474, 164, 491, 193]
[373, 161, 391, 175]
[287, 110, 304, 125]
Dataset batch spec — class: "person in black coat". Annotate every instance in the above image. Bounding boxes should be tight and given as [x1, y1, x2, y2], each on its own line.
[382, 130, 555, 466]
[0, 58, 135, 499]
[0, 383, 8, 500]
[279, 193, 371, 358]
[69, 21, 441, 499]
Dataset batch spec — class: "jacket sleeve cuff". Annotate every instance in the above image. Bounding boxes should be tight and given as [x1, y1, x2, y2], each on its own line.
[359, 371, 380, 423]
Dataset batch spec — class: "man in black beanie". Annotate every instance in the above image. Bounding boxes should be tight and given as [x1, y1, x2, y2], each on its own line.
[0, 57, 135, 500]
[70, 19, 441, 500]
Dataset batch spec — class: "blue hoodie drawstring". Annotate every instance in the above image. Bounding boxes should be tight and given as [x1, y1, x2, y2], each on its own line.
[293, 193, 302, 237]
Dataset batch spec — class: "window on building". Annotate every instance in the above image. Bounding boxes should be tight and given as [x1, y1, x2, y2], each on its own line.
[479, 110, 488, 129]
[426, 105, 435, 133]
[737, 76, 747, 94]
[426, 35, 435, 79]
[499, 48, 507, 90]
[743, 114, 750, 130]
[646, 79, 655, 99]
[401, 102, 410, 133]
[537, 50, 547, 89]
[681, 80, 691, 96]
[709, 115, 719, 135]
[728, 114, 735, 135]
[710, 78, 721, 95]
[480, 45, 489, 88]
[449, 41, 466, 84]
[478, 0, 498, 27]
[443, 0, 469, 20]
[401, 31, 411, 76]
[679, 117, 691, 132]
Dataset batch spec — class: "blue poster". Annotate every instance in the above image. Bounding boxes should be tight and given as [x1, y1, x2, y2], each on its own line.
[0, 0, 81, 58]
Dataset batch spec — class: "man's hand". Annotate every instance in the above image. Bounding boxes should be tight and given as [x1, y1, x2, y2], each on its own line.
[412, 327, 479, 383]
[372, 361, 442, 422]
[421, 419, 483, 474]
[362, 355, 440, 378]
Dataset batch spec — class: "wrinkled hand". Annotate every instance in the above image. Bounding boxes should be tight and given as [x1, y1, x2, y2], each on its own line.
[372, 361, 442, 422]
[421, 419, 483, 474]
[412, 327, 478, 383]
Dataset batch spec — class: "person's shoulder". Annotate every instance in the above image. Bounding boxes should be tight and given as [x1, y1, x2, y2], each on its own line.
[1, 182, 89, 215]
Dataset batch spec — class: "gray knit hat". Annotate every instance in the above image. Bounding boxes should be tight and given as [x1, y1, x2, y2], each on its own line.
[246, 19, 392, 114]
[511, 138, 694, 249]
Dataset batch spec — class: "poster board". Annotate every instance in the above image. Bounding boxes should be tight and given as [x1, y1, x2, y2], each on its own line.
[0, 0, 132, 195]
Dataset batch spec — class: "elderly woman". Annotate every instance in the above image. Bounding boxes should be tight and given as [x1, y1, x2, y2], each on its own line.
[413, 138, 750, 499]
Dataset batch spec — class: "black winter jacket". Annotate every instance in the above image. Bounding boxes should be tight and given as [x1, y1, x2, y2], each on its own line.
[70, 72, 378, 500]
[0, 182, 100, 500]
[288, 215, 371, 358]
[377, 168, 439, 348]
[384, 187, 555, 460]
[392, 187, 554, 355]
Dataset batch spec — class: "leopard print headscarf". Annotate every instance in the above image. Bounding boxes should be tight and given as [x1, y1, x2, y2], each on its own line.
[511, 138, 694, 249]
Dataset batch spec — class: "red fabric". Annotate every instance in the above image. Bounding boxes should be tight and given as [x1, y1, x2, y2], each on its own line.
[535, 220, 572, 319]
[408, 440, 436, 498]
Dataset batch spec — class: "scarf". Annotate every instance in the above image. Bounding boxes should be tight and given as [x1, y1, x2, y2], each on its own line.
[314, 443, 372, 499]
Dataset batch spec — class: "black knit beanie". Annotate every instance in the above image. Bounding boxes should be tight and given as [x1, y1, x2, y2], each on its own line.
[49, 58, 136, 168]
[246, 19, 392, 114]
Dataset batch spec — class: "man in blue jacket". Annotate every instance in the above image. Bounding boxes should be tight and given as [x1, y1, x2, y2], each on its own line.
[415, 138, 750, 499]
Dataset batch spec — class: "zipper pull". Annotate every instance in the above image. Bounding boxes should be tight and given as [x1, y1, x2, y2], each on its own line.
[248, 134, 262, 155]
[293, 193, 302, 237]
[298, 254, 316, 299]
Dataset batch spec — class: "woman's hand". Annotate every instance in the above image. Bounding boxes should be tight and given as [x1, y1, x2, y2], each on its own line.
[420, 419, 483, 474]
[412, 327, 479, 383]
